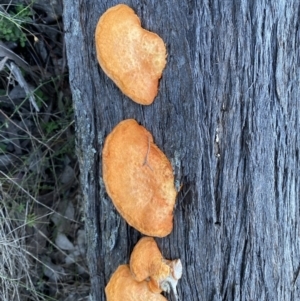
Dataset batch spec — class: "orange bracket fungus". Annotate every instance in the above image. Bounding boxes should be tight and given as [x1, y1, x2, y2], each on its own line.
[105, 237, 182, 301]
[102, 119, 177, 237]
[95, 4, 167, 105]
[130, 237, 182, 299]
[105, 265, 168, 301]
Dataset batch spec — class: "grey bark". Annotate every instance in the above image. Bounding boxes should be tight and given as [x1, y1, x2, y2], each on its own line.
[63, 0, 300, 300]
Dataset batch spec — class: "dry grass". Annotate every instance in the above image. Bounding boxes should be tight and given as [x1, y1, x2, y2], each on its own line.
[0, 192, 41, 301]
[0, 108, 87, 300]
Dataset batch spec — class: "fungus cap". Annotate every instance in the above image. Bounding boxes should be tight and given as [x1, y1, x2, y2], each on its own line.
[95, 4, 167, 105]
[130, 237, 182, 297]
[102, 119, 177, 237]
[105, 265, 167, 301]
[130, 237, 167, 283]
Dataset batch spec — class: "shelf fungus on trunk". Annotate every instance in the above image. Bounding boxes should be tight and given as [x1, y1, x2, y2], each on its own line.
[102, 119, 177, 237]
[105, 265, 168, 301]
[130, 237, 182, 299]
[95, 4, 167, 105]
[105, 237, 182, 301]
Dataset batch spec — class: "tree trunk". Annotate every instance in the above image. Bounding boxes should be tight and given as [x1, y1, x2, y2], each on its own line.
[63, 0, 300, 300]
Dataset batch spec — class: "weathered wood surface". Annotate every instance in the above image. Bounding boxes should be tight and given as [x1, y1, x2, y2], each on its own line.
[63, 0, 300, 300]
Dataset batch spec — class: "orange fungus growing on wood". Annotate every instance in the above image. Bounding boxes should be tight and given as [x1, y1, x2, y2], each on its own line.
[95, 4, 167, 105]
[130, 237, 182, 298]
[102, 119, 177, 237]
[105, 265, 168, 301]
[105, 238, 182, 301]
